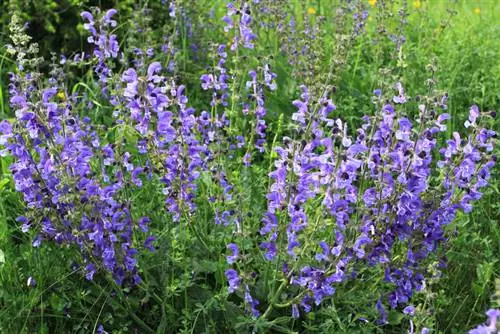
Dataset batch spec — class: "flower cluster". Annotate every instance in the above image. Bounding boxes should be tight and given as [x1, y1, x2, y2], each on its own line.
[81, 9, 119, 89]
[118, 61, 205, 220]
[223, 2, 256, 50]
[200, 43, 229, 107]
[242, 64, 277, 165]
[1, 14, 152, 285]
[224, 81, 496, 320]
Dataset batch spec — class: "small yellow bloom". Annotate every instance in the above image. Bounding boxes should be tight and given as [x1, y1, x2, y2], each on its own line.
[307, 7, 316, 15]
[368, 0, 377, 6]
[57, 91, 66, 100]
[413, 0, 421, 9]
[474, 7, 481, 14]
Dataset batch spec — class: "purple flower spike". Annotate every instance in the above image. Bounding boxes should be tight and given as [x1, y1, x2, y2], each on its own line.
[465, 105, 480, 128]
[147, 61, 162, 80]
[403, 305, 415, 316]
[103, 9, 118, 27]
[80, 11, 94, 23]
[244, 285, 260, 317]
[226, 243, 239, 264]
[225, 269, 240, 293]
[144, 236, 156, 252]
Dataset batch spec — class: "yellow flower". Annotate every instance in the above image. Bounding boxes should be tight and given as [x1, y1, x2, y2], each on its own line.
[474, 7, 481, 14]
[57, 91, 66, 100]
[369, 0, 377, 6]
[413, 0, 421, 9]
[307, 7, 316, 15]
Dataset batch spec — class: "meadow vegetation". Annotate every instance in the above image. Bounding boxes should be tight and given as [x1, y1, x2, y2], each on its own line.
[0, 0, 498, 333]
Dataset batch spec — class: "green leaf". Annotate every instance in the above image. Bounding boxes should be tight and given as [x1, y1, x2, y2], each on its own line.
[0, 178, 9, 190]
[388, 310, 404, 325]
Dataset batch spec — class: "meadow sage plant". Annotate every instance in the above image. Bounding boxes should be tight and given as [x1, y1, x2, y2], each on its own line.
[0, 1, 497, 332]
